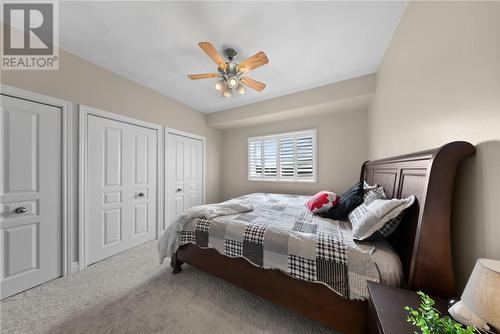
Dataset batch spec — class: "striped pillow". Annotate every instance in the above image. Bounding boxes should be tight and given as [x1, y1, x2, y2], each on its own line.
[349, 195, 416, 241]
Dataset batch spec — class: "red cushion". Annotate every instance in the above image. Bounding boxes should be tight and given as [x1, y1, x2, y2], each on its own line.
[306, 191, 340, 214]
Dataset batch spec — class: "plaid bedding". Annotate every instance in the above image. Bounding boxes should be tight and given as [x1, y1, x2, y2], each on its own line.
[176, 193, 384, 300]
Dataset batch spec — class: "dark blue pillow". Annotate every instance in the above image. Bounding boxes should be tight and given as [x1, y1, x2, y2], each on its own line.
[321, 182, 364, 220]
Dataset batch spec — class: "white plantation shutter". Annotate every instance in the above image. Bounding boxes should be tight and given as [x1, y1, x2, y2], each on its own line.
[248, 129, 316, 182]
[279, 137, 295, 178]
[296, 135, 314, 179]
[263, 139, 277, 176]
[248, 140, 263, 178]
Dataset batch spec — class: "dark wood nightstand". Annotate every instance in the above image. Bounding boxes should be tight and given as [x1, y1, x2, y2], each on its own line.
[367, 282, 449, 334]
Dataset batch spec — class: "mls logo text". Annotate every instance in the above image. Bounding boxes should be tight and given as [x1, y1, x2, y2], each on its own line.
[2, 1, 59, 70]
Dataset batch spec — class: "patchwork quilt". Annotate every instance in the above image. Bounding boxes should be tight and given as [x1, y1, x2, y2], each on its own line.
[170, 193, 384, 300]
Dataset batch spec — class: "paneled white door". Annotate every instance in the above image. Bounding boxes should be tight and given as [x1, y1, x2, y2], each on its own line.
[0, 95, 62, 299]
[87, 115, 157, 265]
[166, 133, 203, 227]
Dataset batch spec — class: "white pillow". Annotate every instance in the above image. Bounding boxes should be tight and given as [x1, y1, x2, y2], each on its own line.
[363, 181, 378, 190]
[348, 195, 416, 241]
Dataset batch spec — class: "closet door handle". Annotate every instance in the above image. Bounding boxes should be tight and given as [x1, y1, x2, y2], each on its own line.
[138, 192, 145, 197]
[15, 207, 27, 214]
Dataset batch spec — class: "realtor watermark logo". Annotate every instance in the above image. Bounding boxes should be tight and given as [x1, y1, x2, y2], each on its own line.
[1, 1, 59, 70]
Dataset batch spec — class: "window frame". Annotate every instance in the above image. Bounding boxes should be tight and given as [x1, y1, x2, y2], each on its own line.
[247, 128, 318, 183]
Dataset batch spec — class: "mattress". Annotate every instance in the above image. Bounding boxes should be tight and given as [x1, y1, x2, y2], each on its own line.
[163, 192, 403, 300]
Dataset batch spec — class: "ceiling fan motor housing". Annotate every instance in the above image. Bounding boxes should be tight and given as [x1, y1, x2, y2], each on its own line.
[223, 48, 238, 61]
[226, 62, 239, 75]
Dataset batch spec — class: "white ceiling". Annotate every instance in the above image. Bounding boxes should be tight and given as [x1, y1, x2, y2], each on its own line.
[59, 1, 407, 113]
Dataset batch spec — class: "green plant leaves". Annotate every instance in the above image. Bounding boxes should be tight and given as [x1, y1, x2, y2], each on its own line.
[404, 291, 475, 334]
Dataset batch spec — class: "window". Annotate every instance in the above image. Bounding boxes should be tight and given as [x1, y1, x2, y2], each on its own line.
[248, 129, 317, 182]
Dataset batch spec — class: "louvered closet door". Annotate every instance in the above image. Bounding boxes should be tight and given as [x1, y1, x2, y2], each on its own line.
[87, 115, 157, 265]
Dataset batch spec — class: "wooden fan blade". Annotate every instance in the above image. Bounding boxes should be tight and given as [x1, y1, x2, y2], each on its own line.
[187, 73, 219, 80]
[241, 77, 266, 92]
[198, 42, 227, 71]
[238, 51, 269, 73]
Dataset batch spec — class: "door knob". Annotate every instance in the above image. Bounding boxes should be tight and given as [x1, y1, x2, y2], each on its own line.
[176, 187, 182, 192]
[138, 192, 145, 197]
[15, 207, 27, 214]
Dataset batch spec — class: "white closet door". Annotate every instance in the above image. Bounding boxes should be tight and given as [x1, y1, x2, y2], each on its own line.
[129, 123, 157, 248]
[166, 133, 203, 227]
[87, 115, 157, 265]
[0, 95, 62, 299]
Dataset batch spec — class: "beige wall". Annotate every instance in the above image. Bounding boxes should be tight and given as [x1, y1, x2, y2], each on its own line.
[369, 1, 500, 290]
[208, 74, 375, 129]
[1, 49, 223, 204]
[222, 107, 369, 200]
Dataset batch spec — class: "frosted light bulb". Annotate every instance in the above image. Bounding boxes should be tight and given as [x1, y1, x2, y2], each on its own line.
[237, 85, 245, 95]
[214, 81, 223, 91]
[227, 77, 238, 88]
[222, 88, 232, 98]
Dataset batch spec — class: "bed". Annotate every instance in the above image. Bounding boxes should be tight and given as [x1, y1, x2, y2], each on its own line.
[164, 141, 475, 334]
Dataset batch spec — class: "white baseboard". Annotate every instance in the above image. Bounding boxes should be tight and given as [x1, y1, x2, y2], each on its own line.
[71, 262, 80, 274]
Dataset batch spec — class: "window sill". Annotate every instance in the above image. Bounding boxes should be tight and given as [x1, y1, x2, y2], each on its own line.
[248, 178, 317, 184]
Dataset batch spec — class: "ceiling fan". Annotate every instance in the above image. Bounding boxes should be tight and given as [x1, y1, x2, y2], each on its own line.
[187, 42, 269, 98]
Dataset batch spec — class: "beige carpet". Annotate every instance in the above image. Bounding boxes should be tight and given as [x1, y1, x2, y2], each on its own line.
[1, 241, 336, 334]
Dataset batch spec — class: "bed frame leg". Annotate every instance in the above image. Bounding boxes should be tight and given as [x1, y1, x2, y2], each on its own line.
[170, 253, 183, 274]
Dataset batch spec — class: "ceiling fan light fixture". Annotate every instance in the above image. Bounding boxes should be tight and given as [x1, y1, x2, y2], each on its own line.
[187, 42, 269, 98]
[222, 88, 232, 98]
[214, 80, 224, 91]
[227, 76, 239, 89]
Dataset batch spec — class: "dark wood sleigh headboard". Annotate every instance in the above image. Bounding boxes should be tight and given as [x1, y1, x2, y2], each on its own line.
[361, 141, 475, 298]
